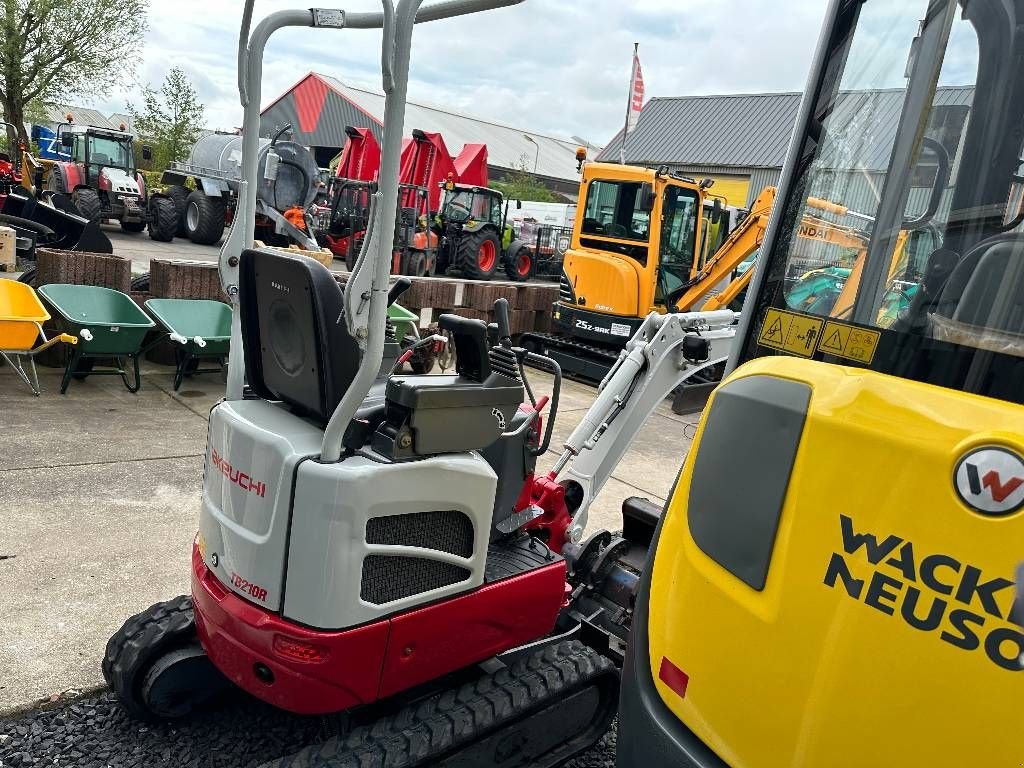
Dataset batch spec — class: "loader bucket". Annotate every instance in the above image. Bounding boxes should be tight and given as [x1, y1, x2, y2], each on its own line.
[2, 193, 113, 253]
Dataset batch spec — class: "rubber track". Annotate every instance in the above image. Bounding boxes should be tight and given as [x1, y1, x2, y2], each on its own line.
[101, 595, 197, 721]
[261, 640, 616, 768]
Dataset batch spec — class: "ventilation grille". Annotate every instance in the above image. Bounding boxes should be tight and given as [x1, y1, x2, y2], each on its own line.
[559, 272, 575, 303]
[360, 556, 470, 604]
[366, 510, 474, 557]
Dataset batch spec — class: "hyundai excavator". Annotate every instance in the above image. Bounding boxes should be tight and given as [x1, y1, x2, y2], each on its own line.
[617, 0, 1023, 766]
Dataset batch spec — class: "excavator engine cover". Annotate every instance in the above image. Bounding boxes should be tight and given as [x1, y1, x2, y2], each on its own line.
[627, 356, 1024, 768]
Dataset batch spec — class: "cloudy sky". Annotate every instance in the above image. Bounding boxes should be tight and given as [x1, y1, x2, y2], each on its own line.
[94, 0, 829, 146]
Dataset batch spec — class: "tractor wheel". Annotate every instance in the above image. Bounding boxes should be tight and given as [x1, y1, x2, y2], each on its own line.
[148, 197, 178, 242]
[503, 242, 536, 282]
[121, 220, 146, 233]
[166, 185, 190, 237]
[72, 188, 102, 224]
[103, 595, 229, 721]
[406, 249, 427, 276]
[184, 191, 226, 246]
[457, 228, 501, 280]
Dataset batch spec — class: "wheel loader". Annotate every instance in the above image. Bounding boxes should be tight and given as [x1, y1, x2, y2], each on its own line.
[102, 3, 739, 766]
[617, 1, 1024, 766]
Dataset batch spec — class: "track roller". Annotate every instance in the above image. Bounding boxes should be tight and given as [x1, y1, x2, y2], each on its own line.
[260, 639, 618, 768]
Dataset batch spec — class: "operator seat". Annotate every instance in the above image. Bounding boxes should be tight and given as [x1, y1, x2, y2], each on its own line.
[238, 248, 362, 425]
[92, 153, 110, 166]
[930, 234, 1024, 353]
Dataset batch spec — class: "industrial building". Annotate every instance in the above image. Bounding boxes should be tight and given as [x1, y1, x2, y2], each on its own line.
[261, 72, 599, 198]
[597, 86, 974, 212]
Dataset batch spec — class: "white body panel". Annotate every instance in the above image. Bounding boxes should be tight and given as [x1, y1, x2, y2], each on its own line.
[100, 167, 141, 196]
[284, 451, 497, 630]
[200, 399, 323, 610]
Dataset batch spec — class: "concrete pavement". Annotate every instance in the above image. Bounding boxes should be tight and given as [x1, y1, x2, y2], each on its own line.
[0, 359, 694, 715]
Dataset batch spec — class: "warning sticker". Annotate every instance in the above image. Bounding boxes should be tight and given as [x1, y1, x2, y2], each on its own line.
[817, 321, 881, 364]
[757, 309, 824, 357]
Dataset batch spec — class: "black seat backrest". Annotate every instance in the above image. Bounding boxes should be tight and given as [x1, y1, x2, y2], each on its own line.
[933, 235, 1024, 333]
[239, 248, 361, 424]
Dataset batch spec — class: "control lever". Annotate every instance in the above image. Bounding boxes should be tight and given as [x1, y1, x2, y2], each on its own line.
[493, 297, 512, 346]
[387, 277, 412, 307]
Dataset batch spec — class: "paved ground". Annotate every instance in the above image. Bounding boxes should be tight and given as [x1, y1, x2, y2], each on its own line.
[103, 226, 222, 274]
[0, 359, 693, 717]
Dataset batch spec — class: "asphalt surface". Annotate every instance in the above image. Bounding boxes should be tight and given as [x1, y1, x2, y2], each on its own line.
[0, 690, 616, 767]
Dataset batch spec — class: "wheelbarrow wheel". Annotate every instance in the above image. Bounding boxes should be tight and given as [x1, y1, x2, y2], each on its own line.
[71, 357, 95, 380]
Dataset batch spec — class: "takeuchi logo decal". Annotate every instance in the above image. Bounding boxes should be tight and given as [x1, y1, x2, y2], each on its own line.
[954, 446, 1024, 516]
[824, 515, 1023, 672]
[210, 448, 267, 498]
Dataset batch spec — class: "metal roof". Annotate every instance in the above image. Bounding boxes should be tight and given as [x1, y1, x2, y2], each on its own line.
[41, 104, 122, 130]
[261, 73, 598, 182]
[597, 86, 975, 171]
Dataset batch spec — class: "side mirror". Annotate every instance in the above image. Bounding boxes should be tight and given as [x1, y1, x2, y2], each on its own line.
[61, 133, 74, 148]
[711, 197, 724, 223]
[141, 145, 153, 162]
[640, 185, 656, 212]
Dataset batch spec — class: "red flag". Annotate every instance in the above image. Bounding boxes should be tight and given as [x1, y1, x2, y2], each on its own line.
[626, 50, 645, 134]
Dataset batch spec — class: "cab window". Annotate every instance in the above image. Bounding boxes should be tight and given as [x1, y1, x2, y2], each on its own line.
[655, 187, 700, 304]
[580, 179, 652, 263]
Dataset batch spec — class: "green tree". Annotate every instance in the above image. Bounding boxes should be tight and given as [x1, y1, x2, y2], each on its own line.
[129, 67, 205, 170]
[0, 0, 148, 146]
[491, 154, 558, 203]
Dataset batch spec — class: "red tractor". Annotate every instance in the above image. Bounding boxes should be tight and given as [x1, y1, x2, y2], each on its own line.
[48, 120, 156, 234]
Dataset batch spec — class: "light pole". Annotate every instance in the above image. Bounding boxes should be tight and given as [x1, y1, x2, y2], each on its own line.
[523, 134, 539, 174]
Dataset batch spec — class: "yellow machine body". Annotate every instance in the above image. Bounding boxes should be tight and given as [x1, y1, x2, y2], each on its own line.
[562, 162, 708, 319]
[647, 356, 1023, 767]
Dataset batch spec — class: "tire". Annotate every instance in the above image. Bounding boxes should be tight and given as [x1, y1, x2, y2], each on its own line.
[184, 190, 226, 246]
[166, 185, 190, 237]
[406, 249, 427, 276]
[457, 228, 501, 280]
[121, 220, 146, 233]
[72, 188, 102, 224]
[17, 266, 36, 285]
[148, 197, 178, 242]
[130, 273, 151, 292]
[103, 595, 228, 721]
[503, 242, 535, 282]
[0, 214, 55, 241]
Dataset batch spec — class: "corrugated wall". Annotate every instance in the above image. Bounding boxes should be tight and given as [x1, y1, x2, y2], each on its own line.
[746, 168, 782, 206]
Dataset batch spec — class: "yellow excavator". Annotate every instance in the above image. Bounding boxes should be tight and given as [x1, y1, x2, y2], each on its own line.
[617, 0, 1023, 766]
[522, 162, 906, 384]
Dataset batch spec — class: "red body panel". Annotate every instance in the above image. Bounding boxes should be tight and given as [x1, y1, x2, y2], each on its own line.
[192, 545, 389, 714]
[378, 560, 567, 698]
[335, 128, 380, 182]
[191, 540, 567, 715]
[54, 162, 83, 192]
[453, 144, 488, 188]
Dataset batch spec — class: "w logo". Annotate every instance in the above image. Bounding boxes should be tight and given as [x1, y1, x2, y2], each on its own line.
[955, 447, 1024, 516]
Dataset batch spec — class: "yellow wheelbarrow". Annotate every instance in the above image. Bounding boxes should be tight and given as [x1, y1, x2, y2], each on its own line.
[0, 278, 77, 395]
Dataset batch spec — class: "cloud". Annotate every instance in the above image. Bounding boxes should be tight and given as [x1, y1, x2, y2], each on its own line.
[91, 0, 829, 146]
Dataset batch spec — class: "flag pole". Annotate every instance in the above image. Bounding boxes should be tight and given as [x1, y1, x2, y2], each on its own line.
[620, 42, 638, 165]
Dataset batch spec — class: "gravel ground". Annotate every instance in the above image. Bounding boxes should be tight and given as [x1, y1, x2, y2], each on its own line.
[0, 689, 616, 767]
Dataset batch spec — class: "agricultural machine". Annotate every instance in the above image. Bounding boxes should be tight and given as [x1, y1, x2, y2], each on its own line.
[47, 119, 156, 234]
[157, 126, 321, 249]
[102, 2, 738, 766]
[319, 125, 532, 280]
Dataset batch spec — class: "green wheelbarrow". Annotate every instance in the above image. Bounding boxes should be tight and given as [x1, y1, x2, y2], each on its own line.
[37, 284, 155, 394]
[144, 299, 232, 391]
